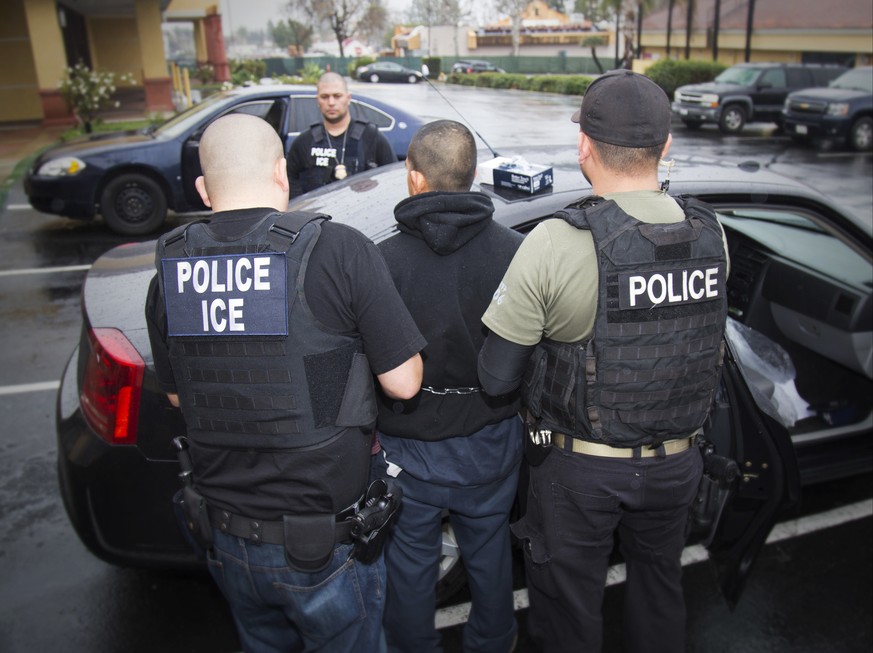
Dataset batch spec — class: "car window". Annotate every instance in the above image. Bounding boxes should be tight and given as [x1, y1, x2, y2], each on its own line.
[714, 67, 762, 85]
[350, 102, 394, 129]
[832, 68, 873, 93]
[224, 100, 284, 132]
[760, 68, 786, 87]
[153, 92, 229, 138]
[287, 96, 321, 133]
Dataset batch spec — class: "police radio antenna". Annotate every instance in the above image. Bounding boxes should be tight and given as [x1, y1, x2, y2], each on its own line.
[425, 77, 500, 158]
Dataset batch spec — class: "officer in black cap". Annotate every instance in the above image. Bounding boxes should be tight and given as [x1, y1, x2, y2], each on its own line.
[145, 113, 425, 653]
[478, 70, 730, 653]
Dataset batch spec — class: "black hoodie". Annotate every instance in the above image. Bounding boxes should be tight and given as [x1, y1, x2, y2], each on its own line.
[377, 190, 523, 440]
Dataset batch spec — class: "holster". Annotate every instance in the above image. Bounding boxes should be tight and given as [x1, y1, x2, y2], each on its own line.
[686, 438, 740, 546]
[181, 485, 214, 550]
[350, 479, 403, 565]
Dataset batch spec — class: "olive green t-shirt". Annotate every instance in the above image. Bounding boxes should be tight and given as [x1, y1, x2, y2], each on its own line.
[482, 191, 687, 345]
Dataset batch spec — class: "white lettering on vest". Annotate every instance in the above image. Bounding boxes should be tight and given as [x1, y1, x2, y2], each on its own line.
[176, 256, 271, 294]
[200, 297, 246, 332]
[627, 267, 721, 308]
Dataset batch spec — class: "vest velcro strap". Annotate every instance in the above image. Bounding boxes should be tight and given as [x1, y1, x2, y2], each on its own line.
[602, 332, 724, 361]
[606, 311, 723, 337]
[599, 353, 720, 385]
[192, 392, 296, 412]
[599, 375, 718, 406]
[194, 416, 301, 435]
[600, 395, 714, 425]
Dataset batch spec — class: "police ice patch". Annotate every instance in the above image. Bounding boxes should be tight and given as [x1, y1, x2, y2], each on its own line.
[161, 253, 289, 336]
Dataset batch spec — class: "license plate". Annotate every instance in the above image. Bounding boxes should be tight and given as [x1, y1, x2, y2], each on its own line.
[796, 125, 808, 135]
[680, 108, 688, 116]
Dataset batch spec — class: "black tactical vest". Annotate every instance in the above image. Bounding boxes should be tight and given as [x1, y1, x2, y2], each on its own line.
[522, 197, 728, 448]
[156, 211, 378, 452]
[299, 120, 379, 194]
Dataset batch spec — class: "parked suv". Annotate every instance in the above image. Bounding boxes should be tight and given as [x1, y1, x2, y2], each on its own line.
[673, 63, 847, 133]
[451, 59, 505, 74]
[782, 67, 873, 151]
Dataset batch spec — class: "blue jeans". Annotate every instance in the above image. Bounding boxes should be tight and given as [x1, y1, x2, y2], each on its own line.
[375, 456, 520, 653]
[513, 445, 703, 653]
[207, 530, 387, 653]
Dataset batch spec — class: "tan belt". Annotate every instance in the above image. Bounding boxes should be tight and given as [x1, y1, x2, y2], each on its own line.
[552, 432, 695, 458]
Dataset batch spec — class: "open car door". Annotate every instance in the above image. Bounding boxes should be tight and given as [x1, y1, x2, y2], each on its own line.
[691, 327, 802, 608]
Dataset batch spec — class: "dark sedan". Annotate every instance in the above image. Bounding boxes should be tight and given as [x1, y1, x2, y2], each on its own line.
[356, 61, 424, 84]
[24, 85, 424, 236]
[56, 149, 872, 606]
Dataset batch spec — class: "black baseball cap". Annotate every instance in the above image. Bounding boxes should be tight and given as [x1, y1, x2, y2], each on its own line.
[571, 70, 671, 148]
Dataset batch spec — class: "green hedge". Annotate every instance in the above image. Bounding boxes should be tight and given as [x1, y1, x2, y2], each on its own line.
[644, 59, 727, 98]
[446, 72, 594, 96]
[445, 59, 727, 99]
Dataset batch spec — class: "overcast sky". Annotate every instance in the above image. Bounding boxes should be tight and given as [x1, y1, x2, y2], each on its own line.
[219, 0, 414, 33]
[218, 0, 497, 33]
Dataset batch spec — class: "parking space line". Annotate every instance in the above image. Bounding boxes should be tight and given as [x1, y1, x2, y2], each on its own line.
[0, 380, 60, 395]
[0, 264, 91, 277]
[434, 497, 873, 630]
[5, 204, 31, 210]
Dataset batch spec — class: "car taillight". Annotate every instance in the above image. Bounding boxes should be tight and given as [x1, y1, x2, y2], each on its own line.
[80, 327, 145, 445]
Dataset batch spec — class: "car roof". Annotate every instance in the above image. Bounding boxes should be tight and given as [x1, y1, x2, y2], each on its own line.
[287, 146, 870, 243]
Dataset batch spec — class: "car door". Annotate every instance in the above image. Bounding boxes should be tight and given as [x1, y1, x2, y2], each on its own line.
[694, 337, 802, 607]
[180, 98, 288, 209]
[752, 67, 791, 121]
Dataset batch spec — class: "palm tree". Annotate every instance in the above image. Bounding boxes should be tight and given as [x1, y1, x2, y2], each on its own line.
[712, 0, 721, 60]
[684, 0, 695, 60]
[666, 0, 675, 57]
[744, 0, 757, 62]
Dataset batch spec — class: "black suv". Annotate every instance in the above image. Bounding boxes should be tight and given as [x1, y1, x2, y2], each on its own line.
[673, 63, 847, 133]
[451, 59, 505, 74]
[782, 67, 873, 151]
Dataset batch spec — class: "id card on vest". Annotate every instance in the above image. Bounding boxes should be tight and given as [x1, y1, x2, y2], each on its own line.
[161, 252, 289, 336]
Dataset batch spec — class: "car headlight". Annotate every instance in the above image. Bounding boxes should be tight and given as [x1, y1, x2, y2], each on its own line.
[37, 156, 87, 176]
[826, 102, 850, 117]
[700, 93, 719, 107]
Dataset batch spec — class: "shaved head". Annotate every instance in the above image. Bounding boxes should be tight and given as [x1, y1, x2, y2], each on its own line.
[199, 114, 284, 203]
[407, 120, 477, 192]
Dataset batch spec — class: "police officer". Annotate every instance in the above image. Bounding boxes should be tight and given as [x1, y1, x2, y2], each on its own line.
[374, 120, 524, 653]
[145, 113, 425, 653]
[477, 70, 730, 653]
[287, 72, 397, 197]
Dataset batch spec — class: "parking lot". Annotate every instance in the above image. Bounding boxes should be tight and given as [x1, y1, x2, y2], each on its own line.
[0, 81, 871, 652]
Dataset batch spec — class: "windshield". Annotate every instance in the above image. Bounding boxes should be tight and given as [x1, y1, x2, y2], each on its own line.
[152, 92, 231, 138]
[714, 67, 762, 85]
[831, 68, 873, 93]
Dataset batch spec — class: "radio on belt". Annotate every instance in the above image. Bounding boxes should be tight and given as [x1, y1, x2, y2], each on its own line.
[478, 156, 554, 195]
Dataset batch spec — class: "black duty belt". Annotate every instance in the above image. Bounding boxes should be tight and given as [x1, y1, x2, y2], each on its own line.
[207, 499, 360, 546]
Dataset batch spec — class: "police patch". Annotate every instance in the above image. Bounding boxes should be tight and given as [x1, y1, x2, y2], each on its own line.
[161, 253, 288, 336]
[619, 262, 726, 310]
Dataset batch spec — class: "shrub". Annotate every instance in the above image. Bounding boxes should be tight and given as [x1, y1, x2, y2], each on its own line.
[645, 59, 727, 98]
[300, 61, 325, 84]
[194, 63, 215, 85]
[229, 59, 266, 86]
[422, 56, 441, 78]
[58, 62, 135, 133]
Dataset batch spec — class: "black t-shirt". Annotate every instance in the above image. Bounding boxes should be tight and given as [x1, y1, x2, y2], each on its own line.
[145, 208, 425, 517]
